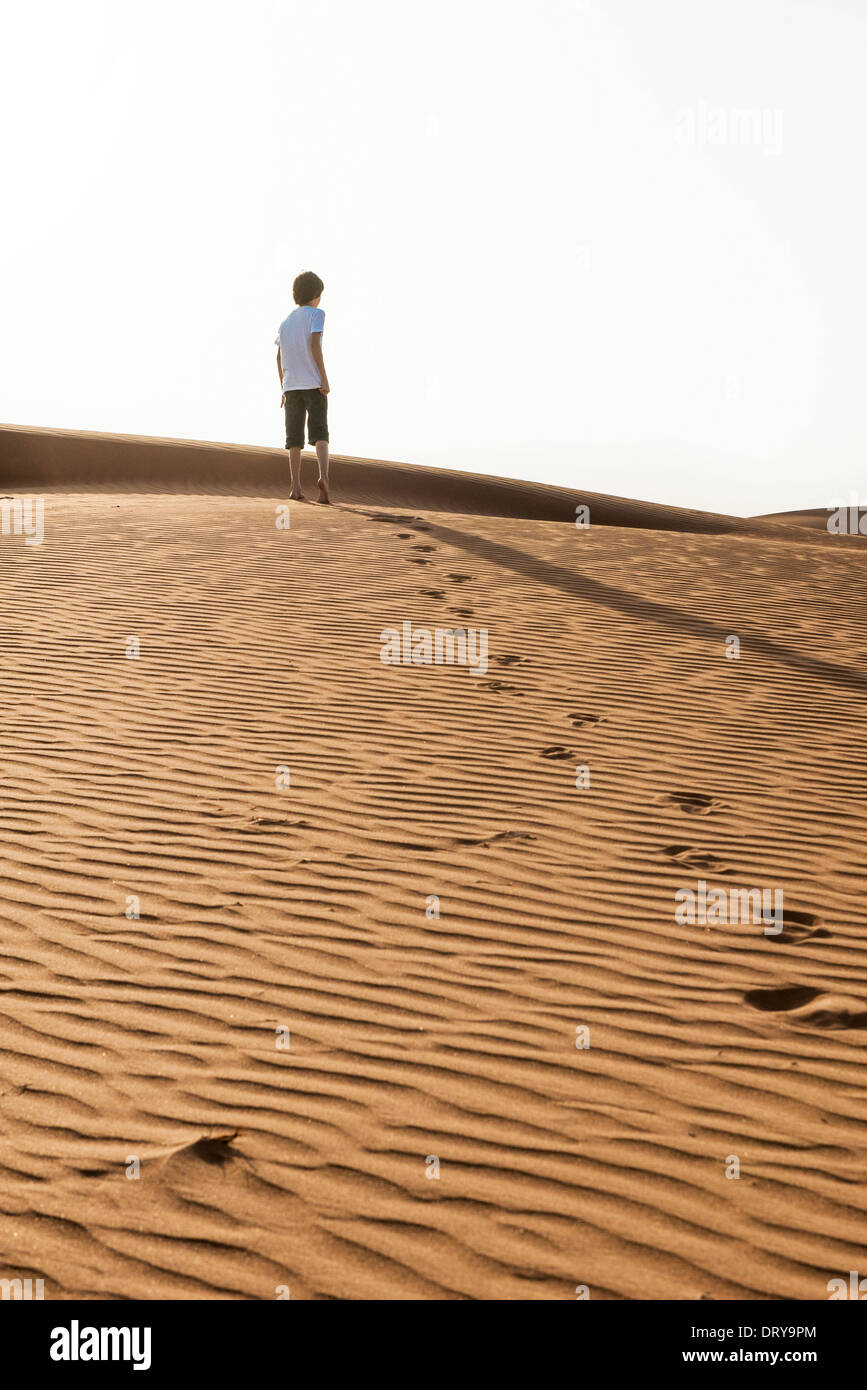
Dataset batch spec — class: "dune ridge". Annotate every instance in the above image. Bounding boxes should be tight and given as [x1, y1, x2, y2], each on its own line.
[0, 422, 838, 535]
[0, 425, 866, 1299]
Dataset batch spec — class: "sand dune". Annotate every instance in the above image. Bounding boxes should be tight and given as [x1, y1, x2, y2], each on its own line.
[1, 423, 866, 1300]
[758, 508, 834, 530]
[0, 422, 818, 533]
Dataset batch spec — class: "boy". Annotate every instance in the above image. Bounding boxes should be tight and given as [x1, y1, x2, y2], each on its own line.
[275, 270, 330, 503]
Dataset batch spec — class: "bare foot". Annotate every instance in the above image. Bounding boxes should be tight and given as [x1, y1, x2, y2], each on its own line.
[317, 478, 330, 505]
[289, 490, 305, 501]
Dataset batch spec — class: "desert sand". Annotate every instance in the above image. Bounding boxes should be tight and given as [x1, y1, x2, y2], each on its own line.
[1, 422, 866, 1300]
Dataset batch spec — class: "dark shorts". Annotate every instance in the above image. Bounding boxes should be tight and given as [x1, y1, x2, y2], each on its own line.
[284, 387, 329, 449]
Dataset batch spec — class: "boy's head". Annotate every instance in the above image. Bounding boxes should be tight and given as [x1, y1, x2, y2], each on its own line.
[293, 270, 324, 306]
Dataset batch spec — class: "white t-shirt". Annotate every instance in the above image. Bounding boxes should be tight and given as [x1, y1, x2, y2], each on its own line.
[275, 305, 325, 390]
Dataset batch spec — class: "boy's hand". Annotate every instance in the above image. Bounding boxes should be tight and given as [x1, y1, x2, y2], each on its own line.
[319, 381, 330, 395]
[280, 392, 286, 407]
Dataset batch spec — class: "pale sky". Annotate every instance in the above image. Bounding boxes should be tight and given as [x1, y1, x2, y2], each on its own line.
[2, 0, 865, 515]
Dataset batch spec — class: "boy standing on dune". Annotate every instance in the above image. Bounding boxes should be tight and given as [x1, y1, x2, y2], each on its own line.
[275, 270, 330, 504]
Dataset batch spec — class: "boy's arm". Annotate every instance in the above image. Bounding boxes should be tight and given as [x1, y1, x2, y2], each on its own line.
[310, 333, 329, 394]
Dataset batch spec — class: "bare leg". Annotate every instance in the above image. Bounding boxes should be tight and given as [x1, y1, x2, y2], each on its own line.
[288, 447, 304, 500]
[314, 439, 330, 504]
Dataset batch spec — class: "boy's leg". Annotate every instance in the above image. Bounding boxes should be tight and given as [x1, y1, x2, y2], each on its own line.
[288, 447, 303, 499]
[284, 392, 306, 499]
[309, 389, 330, 504]
[314, 440, 329, 504]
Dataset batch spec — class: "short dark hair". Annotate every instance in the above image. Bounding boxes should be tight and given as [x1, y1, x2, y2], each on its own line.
[293, 270, 324, 305]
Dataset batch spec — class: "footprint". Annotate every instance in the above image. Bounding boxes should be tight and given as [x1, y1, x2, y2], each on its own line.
[412, 545, 437, 552]
[744, 985, 867, 1029]
[495, 655, 523, 666]
[744, 985, 820, 1012]
[764, 908, 831, 945]
[540, 745, 574, 760]
[772, 924, 831, 945]
[446, 573, 473, 583]
[241, 815, 307, 831]
[449, 608, 474, 617]
[161, 1131, 241, 1172]
[479, 680, 523, 693]
[186, 1133, 239, 1165]
[778, 908, 817, 928]
[663, 792, 728, 816]
[419, 589, 445, 599]
[455, 830, 537, 847]
[396, 532, 415, 539]
[409, 558, 430, 565]
[664, 845, 730, 872]
[569, 713, 604, 728]
[796, 995, 867, 1028]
